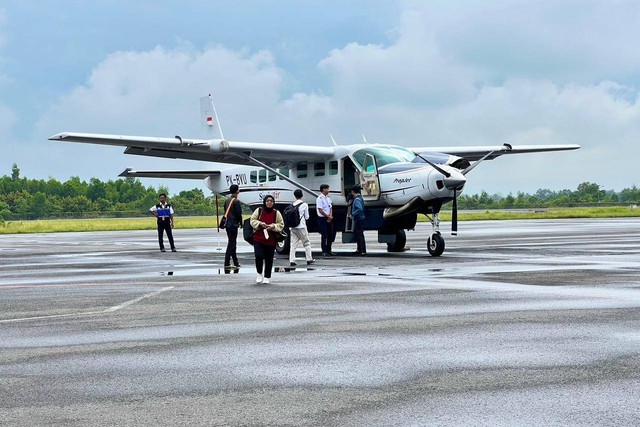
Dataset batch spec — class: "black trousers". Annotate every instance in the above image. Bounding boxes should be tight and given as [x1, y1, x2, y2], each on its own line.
[254, 242, 276, 278]
[157, 220, 175, 250]
[224, 227, 239, 266]
[317, 217, 336, 253]
[354, 219, 366, 254]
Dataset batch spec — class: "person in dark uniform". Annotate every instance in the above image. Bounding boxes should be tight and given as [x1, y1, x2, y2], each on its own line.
[223, 184, 243, 269]
[149, 193, 176, 252]
[350, 185, 366, 256]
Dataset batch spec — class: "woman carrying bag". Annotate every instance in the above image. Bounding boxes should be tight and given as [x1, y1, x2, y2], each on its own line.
[250, 195, 284, 284]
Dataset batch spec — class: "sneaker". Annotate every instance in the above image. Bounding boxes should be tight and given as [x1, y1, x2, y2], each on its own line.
[256, 274, 263, 283]
[234, 263, 241, 268]
[171, 248, 177, 252]
[262, 277, 270, 284]
[322, 252, 330, 257]
[160, 248, 166, 252]
[290, 262, 297, 266]
[307, 259, 316, 265]
[329, 252, 337, 256]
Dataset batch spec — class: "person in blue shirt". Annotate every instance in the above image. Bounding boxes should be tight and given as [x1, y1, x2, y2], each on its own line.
[350, 185, 366, 256]
[149, 193, 176, 252]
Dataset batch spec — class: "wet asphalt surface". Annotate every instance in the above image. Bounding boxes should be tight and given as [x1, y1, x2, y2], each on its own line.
[1, 219, 640, 426]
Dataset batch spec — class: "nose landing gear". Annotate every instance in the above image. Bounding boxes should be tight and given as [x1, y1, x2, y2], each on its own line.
[426, 212, 445, 257]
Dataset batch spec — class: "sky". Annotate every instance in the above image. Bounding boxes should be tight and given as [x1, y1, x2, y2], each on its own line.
[1, 0, 639, 196]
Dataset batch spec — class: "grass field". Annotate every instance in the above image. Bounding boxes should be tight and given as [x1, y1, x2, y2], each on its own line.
[1, 207, 639, 235]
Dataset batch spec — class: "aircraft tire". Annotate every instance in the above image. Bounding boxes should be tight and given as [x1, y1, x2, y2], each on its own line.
[427, 233, 445, 257]
[386, 230, 407, 252]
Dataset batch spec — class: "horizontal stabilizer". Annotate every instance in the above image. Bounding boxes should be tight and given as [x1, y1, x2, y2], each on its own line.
[119, 168, 220, 179]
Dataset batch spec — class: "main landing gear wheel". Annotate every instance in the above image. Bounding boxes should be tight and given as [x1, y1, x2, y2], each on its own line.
[427, 232, 445, 257]
[386, 230, 407, 252]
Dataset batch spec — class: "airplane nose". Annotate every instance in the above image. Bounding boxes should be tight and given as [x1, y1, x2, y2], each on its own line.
[443, 169, 466, 190]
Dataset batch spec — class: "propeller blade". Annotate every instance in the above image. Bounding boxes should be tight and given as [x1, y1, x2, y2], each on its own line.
[415, 153, 450, 178]
[452, 189, 458, 236]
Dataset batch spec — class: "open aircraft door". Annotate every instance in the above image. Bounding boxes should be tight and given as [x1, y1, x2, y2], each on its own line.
[361, 153, 381, 201]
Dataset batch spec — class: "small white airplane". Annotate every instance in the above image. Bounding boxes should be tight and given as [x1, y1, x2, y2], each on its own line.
[50, 95, 579, 256]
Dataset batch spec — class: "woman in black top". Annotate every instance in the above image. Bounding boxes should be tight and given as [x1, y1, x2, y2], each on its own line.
[223, 185, 244, 268]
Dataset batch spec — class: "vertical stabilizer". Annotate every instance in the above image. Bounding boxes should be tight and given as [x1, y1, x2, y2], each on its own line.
[200, 94, 225, 140]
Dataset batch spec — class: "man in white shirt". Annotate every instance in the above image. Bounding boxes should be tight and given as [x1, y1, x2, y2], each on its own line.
[316, 184, 336, 256]
[289, 189, 315, 266]
[149, 193, 176, 252]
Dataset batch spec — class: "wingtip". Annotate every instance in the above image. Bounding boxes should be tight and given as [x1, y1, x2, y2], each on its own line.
[118, 168, 133, 177]
[48, 133, 65, 141]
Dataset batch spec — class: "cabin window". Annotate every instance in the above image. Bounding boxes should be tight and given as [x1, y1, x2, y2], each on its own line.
[314, 162, 325, 177]
[268, 170, 276, 181]
[296, 163, 308, 178]
[259, 170, 266, 183]
[278, 167, 289, 179]
[250, 171, 257, 183]
[329, 161, 338, 175]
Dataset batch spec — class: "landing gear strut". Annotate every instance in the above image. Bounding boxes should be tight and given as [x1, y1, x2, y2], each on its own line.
[426, 213, 445, 257]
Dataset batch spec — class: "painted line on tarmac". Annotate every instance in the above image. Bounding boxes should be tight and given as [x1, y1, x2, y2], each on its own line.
[103, 286, 175, 312]
[0, 286, 175, 323]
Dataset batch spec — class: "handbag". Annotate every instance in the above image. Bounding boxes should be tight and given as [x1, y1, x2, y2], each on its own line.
[275, 230, 288, 243]
[219, 197, 236, 230]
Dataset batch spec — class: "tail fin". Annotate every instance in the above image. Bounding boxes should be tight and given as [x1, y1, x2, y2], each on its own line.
[200, 94, 225, 140]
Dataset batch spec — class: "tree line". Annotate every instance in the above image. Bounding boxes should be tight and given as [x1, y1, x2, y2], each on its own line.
[0, 164, 223, 221]
[1, 164, 640, 222]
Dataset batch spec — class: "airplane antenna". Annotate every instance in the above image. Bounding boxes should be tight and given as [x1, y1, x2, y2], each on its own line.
[329, 134, 338, 146]
[362, 134, 369, 144]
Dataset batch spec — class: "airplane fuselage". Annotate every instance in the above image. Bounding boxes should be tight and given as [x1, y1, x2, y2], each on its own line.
[205, 143, 465, 240]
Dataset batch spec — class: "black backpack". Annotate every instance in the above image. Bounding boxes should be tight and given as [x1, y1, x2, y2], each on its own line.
[283, 202, 301, 228]
[242, 208, 262, 245]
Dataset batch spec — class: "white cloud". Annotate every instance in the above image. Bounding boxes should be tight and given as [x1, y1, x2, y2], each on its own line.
[40, 45, 283, 136]
[319, 8, 478, 108]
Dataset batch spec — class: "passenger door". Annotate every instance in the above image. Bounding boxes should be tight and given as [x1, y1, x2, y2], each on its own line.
[361, 153, 381, 201]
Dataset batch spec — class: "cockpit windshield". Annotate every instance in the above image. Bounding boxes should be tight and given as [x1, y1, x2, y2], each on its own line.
[351, 146, 416, 169]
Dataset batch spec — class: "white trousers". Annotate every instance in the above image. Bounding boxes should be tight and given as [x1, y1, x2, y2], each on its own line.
[289, 227, 313, 263]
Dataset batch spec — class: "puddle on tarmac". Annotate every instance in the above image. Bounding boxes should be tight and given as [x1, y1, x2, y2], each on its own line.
[160, 266, 315, 276]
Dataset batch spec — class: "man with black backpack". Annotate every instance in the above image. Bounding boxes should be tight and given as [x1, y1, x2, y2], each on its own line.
[285, 189, 315, 266]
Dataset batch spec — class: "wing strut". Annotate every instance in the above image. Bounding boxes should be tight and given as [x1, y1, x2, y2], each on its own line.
[461, 144, 512, 175]
[238, 153, 320, 198]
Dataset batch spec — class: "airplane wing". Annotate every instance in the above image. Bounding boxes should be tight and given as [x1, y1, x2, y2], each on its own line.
[50, 132, 336, 167]
[118, 168, 220, 179]
[410, 144, 580, 161]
